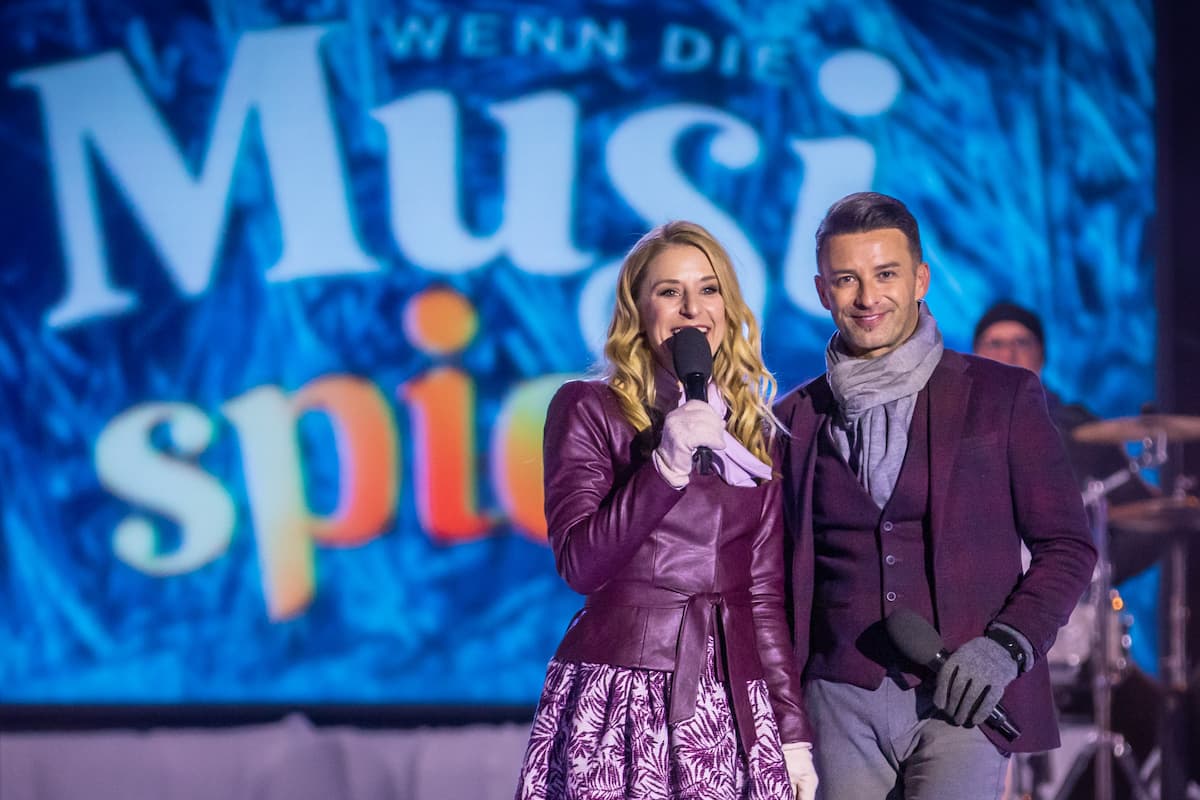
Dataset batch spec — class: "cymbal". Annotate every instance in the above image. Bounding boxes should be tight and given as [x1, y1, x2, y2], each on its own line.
[1073, 414, 1200, 444]
[1108, 495, 1200, 534]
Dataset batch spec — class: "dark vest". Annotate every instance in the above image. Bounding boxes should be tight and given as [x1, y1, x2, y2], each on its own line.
[808, 388, 934, 689]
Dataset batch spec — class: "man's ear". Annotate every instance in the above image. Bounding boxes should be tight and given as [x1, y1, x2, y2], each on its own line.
[813, 274, 832, 311]
[915, 261, 931, 300]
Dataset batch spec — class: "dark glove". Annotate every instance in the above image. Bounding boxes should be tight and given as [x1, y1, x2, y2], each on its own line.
[933, 635, 1018, 727]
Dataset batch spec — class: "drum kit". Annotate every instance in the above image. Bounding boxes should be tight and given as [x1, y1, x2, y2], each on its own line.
[1015, 412, 1200, 800]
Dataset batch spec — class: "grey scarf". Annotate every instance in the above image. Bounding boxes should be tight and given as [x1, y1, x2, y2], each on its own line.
[825, 303, 944, 507]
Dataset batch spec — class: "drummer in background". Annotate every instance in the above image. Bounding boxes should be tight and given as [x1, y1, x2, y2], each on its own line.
[973, 300, 1165, 794]
[973, 302, 1160, 579]
[972, 301, 1144, 508]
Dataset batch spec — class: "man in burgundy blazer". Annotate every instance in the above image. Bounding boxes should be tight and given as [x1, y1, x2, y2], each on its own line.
[775, 192, 1097, 799]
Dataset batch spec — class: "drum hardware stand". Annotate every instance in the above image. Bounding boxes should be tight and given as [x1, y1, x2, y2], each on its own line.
[1162, 473, 1198, 698]
[1051, 441, 1167, 800]
[1079, 432, 1166, 508]
[1153, 471, 1197, 800]
[1055, 415, 1200, 800]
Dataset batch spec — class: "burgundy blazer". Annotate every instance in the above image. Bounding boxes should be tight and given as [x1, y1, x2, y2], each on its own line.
[543, 379, 812, 745]
[774, 350, 1097, 752]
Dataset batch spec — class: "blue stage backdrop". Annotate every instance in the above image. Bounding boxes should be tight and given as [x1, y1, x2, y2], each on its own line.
[0, 0, 1154, 706]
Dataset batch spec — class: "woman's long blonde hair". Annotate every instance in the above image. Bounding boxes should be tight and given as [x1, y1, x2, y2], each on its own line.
[603, 221, 780, 464]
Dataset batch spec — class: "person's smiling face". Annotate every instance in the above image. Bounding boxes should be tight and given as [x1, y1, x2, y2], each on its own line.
[637, 244, 726, 374]
[814, 228, 930, 359]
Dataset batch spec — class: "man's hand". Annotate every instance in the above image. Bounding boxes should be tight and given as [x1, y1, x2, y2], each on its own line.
[933, 635, 1018, 726]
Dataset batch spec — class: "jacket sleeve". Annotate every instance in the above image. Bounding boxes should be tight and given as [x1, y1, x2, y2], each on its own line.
[543, 381, 684, 594]
[774, 393, 817, 685]
[992, 370, 1098, 657]
[749, 448, 814, 744]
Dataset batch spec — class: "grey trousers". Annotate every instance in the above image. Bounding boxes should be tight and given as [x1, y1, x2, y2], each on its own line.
[806, 677, 1010, 800]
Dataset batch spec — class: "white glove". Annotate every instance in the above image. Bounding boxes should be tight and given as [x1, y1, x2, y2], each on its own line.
[652, 399, 726, 488]
[782, 742, 818, 800]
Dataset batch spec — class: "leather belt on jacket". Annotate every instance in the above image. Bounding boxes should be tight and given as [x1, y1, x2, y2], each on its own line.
[585, 581, 758, 753]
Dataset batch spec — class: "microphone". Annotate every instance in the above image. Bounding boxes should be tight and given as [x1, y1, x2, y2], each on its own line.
[670, 327, 714, 475]
[885, 608, 1022, 742]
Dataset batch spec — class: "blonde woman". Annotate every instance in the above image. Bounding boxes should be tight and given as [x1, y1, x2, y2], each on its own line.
[515, 221, 817, 800]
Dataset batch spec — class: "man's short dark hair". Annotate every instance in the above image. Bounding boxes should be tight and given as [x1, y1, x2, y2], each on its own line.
[815, 192, 923, 270]
[973, 301, 1046, 352]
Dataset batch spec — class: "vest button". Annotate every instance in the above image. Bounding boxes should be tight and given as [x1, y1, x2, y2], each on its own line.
[886, 591, 897, 602]
[882, 521, 894, 532]
[885, 554, 897, 566]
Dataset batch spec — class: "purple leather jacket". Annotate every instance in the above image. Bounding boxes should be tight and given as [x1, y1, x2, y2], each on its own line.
[543, 379, 813, 747]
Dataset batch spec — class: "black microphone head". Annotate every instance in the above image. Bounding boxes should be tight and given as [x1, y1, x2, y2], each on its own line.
[670, 327, 713, 383]
[885, 608, 945, 668]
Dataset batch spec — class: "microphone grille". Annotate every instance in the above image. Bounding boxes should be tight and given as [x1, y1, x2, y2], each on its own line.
[670, 327, 713, 380]
[885, 608, 944, 665]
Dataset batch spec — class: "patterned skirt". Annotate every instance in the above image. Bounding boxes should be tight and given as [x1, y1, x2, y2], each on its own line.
[515, 638, 793, 800]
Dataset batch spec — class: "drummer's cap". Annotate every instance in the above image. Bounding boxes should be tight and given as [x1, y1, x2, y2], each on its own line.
[973, 301, 1045, 352]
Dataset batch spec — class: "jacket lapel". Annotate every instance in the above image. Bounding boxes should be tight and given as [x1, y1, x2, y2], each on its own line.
[926, 352, 971, 545]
